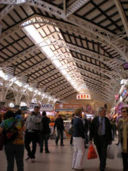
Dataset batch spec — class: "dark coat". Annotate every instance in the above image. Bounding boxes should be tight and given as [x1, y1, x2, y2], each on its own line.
[54, 117, 64, 130]
[73, 117, 85, 139]
[41, 116, 51, 135]
[90, 116, 112, 145]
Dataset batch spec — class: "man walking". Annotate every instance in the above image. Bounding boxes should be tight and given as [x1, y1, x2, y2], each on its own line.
[54, 114, 64, 146]
[40, 111, 51, 153]
[90, 107, 112, 171]
[25, 106, 42, 162]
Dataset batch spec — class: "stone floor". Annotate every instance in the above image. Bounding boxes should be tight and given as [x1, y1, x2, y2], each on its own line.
[0, 139, 123, 171]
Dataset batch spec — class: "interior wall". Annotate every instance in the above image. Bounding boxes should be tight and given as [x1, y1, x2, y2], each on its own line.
[64, 93, 112, 113]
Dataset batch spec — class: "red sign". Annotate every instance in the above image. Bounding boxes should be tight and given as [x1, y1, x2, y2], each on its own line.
[76, 93, 91, 100]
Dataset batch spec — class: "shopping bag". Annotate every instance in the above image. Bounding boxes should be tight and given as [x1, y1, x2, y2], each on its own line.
[0, 134, 5, 150]
[117, 143, 122, 158]
[107, 145, 115, 159]
[87, 144, 97, 159]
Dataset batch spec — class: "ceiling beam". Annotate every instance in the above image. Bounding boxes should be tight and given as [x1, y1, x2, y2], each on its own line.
[22, 15, 126, 71]
[0, 5, 14, 21]
[0, 14, 35, 42]
[74, 57, 113, 79]
[0, 0, 26, 4]
[40, 76, 66, 88]
[81, 72, 110, 87]
[26, 0, 128, 62]
[30, 69, 59, 84]
[16, 59, 50, 76]
[82, 75, 112, 90]
[87, 84, 113, 100]
[66, 0, 90, 17]
[39, 30, 111, 62]
[48, 82, 70, 94]
[114, 0, 128, 37]
[0, 45, 38, 67]
[60, 91, 76, 100]
[58, 89, 76, 99]
[55, 86, 74, 97]
[78, 67, 110, 84]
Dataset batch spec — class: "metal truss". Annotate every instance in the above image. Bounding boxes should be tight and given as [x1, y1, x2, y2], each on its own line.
[114, 0, 128, 37]
[79, 68, 112, 86]
[66, 0, 90, 17]
[26, 0, 128, 62]
[87, 84, 114, 100]
[40, 76, 65, 88]
[0, 5, 14, 20]
[58, 89, 76, 99]
[75, 58, 113, 79]
[0, 45, 39, 67]
[0, 79, 13, 101]
[16, 59, 50, 76]
[77, 56, 122, 80]
[37, 25, 124, 71]
[0, 0, 26, 4]
[60, 92, 76, 100]
[90, 90, 113, 103]
[12, 85, 26, 105]
[54, 86, 74, 97]
[27, 0, 65, 18]
[81, 72, 111, 87]
[85, 80, 112, 95]
[30, 69, 59, 83]
[0, 15, 35, 42]
[39, 31, 111, 62]
[48, 82, 70, 94]
[1, 13, 125, 71]
[82, 75, 112, 91]
[21, 15, 126, 71]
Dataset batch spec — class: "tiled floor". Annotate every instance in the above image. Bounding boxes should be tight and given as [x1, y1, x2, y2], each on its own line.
[0, 139, 123, 171]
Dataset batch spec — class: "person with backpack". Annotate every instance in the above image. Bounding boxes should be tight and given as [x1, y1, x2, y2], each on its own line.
[0, 110, 24, 171]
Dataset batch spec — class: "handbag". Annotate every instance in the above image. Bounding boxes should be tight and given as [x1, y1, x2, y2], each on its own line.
[87, 144, 97, 159]
[0, 133, 5, 150]
[107, 145, 115, 159]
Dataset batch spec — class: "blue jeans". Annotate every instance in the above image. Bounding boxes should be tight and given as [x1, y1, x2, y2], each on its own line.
[4, 144, 24, 171]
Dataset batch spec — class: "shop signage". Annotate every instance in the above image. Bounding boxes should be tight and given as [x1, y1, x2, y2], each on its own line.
[76, 93, 91, 100]
[41, 104, 54, 111]
[30, 103, 54, 111]
[55, 104, 82, 111]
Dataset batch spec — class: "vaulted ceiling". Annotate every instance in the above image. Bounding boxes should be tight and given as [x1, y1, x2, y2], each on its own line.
[0, 0, 128, 104]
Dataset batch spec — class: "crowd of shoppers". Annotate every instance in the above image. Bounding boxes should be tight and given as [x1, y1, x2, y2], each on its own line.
[0, 105, 128, 171]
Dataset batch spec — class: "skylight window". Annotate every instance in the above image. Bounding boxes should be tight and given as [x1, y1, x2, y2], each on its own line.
[22, 17, 88, 93]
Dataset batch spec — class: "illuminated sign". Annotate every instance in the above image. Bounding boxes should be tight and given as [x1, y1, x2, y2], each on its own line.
[76, 93, 91, 100]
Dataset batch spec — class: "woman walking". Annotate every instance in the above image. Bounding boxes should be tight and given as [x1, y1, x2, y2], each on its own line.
[0, 110, 24, 171]
[118, 106, 128, 171]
